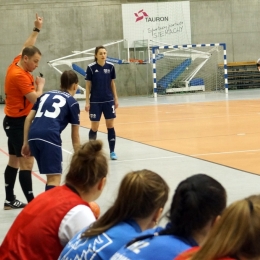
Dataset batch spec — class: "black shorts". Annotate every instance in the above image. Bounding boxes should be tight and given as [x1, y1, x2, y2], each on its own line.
[3, 115, 26, 157]
[89, 100, 116, 121]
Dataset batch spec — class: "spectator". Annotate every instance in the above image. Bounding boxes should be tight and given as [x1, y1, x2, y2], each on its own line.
[59, 169, 169, 260]
[175, 194, 260, 260]
[0, 140, 108, 260]
[111, 174, 227, 260]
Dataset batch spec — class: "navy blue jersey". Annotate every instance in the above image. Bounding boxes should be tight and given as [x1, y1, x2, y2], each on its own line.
[28, 90, 80, 145]
[85, 61, 116, 102]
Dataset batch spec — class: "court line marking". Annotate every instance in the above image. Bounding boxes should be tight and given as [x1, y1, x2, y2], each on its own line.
[0, 147, 74, 184]
[2, 146, 260, 178]
[97, 113, 260, 126]
[0, 148, 46, 183]
[62, 148, 72, 154]
[108, 148, 260, 163]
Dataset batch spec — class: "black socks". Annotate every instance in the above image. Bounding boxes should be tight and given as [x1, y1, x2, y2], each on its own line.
[108, 127, 116, 153]
[4, 165, 18, 201]
[19, 170, 34, 202]
[89, 129, 97, 140]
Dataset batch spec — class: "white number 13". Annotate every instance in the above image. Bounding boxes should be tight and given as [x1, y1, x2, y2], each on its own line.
[35, 94, 66, 119]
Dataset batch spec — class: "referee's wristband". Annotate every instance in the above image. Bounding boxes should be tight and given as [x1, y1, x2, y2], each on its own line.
[33, 27, 40, 32]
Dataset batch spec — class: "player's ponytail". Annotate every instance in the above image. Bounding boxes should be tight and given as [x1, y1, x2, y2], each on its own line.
[65, 140, 108, 192]
[60, 70, 78, 91]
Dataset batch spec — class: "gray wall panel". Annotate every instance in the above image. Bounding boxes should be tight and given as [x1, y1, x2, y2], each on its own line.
[0, 0, 259, 96]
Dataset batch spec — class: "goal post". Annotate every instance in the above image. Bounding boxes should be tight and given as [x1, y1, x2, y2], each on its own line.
[152, 43, 228, 98]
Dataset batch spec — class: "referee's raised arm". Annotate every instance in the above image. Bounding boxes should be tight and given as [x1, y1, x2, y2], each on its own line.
[19, 13, 43, 55]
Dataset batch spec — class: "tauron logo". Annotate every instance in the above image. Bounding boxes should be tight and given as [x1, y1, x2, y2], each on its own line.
[134, 9, 148, 22]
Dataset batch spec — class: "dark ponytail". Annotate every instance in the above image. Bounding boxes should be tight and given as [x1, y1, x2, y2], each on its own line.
[161, 173, 226, 237]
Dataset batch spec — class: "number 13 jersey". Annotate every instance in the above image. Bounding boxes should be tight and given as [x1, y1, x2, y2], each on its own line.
[29, 90, 80, 146]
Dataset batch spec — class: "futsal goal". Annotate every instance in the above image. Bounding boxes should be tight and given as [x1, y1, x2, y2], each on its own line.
[47, 40, 227, 99]
[151, 43, 228, 97]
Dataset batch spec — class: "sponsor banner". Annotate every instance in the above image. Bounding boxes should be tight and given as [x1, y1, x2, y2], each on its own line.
[122, 1, 191, 48]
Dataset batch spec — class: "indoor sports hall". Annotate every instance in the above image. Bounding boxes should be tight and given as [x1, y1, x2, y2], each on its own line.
[1, 89, 260, 243]
[1, 0, 260, 246]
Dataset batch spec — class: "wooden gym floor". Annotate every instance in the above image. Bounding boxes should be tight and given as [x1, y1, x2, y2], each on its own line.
[80, 92, 260, 175]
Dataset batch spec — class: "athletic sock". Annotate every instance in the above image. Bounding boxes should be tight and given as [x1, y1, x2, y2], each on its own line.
[4, 165, 18, 201]
[107, 127, 116, 153]
[89, 129, 97, 140]
[45, 184, 56, 191]
[19, 170, 34, 202]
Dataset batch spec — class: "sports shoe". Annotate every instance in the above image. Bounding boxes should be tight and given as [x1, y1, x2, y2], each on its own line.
[4, 199, 27, 210]
[110, 152, 118, 160]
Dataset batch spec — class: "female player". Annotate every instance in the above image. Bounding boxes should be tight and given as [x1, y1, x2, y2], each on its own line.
[58, 169, 169, 260]
[111, 173, 227, 260]
[0, 140, 108, 260]
[85, 46, 119, 160]
[175, 194, 260, 260]
[22, 70, 80, 190]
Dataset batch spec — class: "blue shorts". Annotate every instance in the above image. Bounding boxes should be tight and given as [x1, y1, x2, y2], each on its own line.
[29, 140, 62, 174]
[89, 100, 116, 121]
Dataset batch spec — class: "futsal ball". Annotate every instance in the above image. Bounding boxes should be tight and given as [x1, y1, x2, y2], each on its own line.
[89, 201, 100, 219]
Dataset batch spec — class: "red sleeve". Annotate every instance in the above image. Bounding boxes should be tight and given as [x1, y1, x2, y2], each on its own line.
[174, 247, 200, 260]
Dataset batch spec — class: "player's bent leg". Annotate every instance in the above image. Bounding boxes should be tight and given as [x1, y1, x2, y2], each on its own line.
[19, 156, 34, 171]
[46, 174, 61, 191]
[18, 156, 34, 203]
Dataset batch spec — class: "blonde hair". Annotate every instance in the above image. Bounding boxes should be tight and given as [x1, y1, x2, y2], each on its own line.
[190, 195, 260, 260]
[81, 169, 169, 238]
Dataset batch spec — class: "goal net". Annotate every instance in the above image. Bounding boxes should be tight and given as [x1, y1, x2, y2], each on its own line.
[152, 43, 227, 96]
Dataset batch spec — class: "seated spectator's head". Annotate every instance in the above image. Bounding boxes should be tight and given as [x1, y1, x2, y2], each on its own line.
[65, 140, 108, 202]
[190, 194, 260, 260]
[161, 173, 226, 244]
[82, 169, 169, 238]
